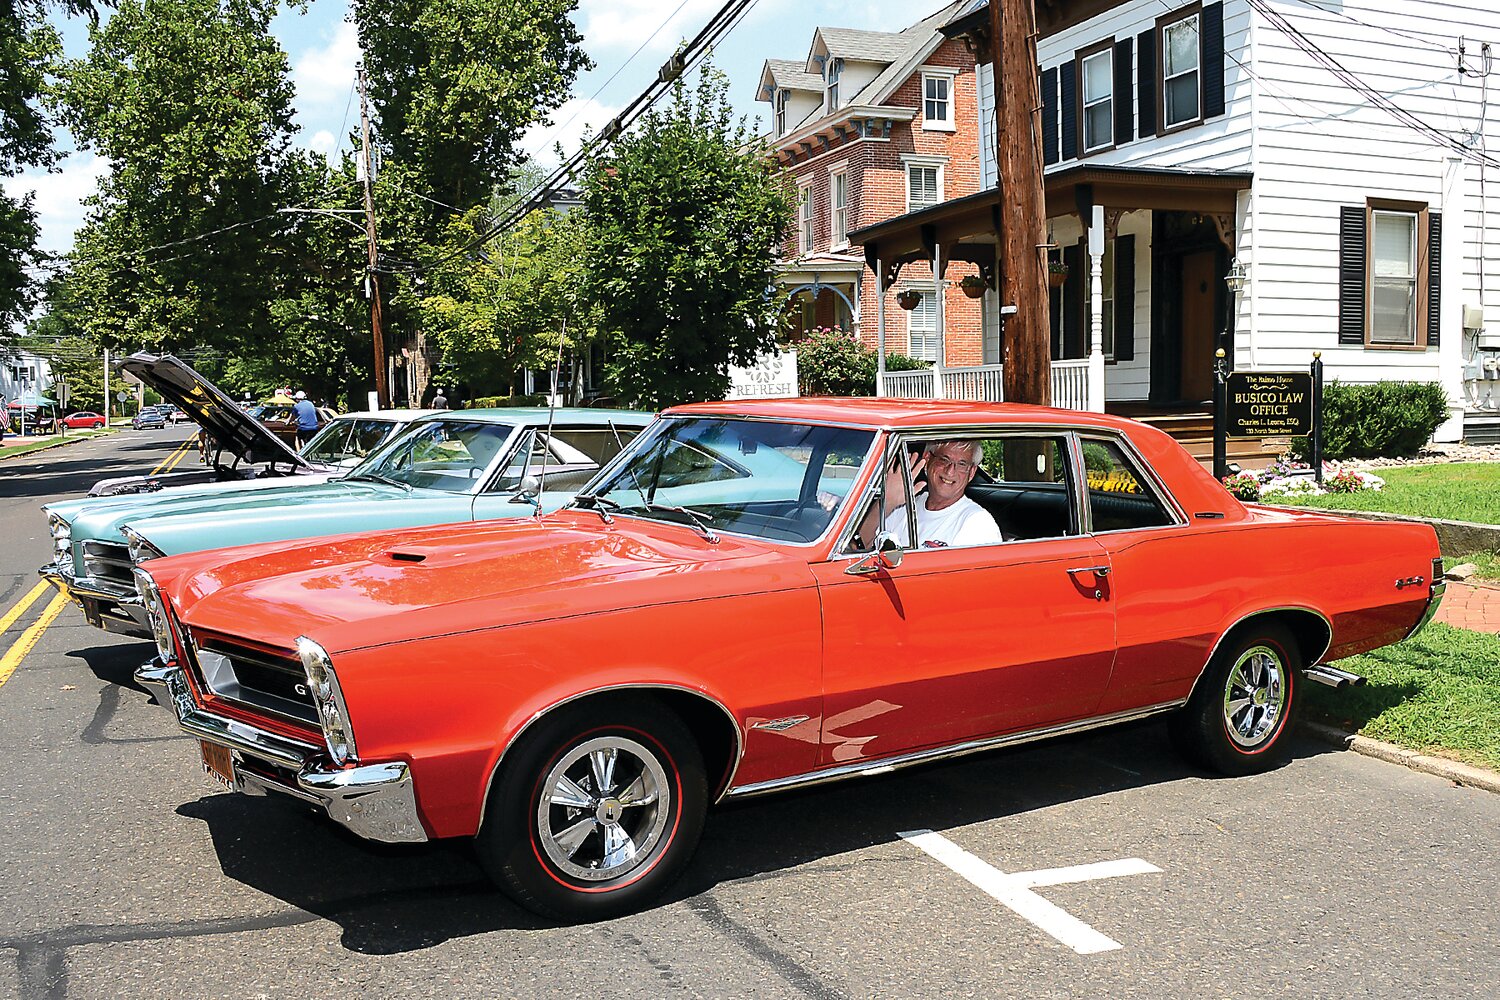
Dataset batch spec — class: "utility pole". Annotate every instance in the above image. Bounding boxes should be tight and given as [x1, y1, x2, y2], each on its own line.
[358, 63, 390, 408]
[103, 347, 110, 423]
[990, 0, 1052, 405]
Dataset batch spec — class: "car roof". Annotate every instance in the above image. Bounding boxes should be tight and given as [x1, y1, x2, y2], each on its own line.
[665, 397, 1143, 433]
[429, 408, 652, 426]
[332, 409, 443, 420]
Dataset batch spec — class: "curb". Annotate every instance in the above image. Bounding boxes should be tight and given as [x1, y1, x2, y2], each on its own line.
[0, 429, 116, 463]
[1304, 722, 1500, 794]
[1310, 507, 1500, 556]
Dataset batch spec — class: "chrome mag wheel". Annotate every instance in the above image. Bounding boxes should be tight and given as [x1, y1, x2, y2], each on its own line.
[1222, 644, 1287, 749]
[536, 736, 672, 882]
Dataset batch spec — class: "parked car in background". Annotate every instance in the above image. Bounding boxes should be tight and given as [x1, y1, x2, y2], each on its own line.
[130, 398, 1444, 920]
[131, 408, 168, 430]
[61, 411, 108, 430]
[42, 408, 650, 638]
[41, 407, 440, 638]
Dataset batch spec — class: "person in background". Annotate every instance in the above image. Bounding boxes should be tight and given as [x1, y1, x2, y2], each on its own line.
[431, 386, 449, 409]
[292, 390, 321, 448]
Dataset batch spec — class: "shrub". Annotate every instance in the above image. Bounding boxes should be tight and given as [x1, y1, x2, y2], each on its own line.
[795, 327, 931, 396]
[468, 394, 547, 408]
[1289, 381, 1448, 460]
[1222, 471, 1261, 501]
[1324, 468, 1373, 493]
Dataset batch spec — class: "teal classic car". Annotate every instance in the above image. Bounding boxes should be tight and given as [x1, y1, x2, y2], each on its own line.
[41, 408, 651, 637]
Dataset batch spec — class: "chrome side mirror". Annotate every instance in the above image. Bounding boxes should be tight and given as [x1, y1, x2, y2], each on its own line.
[510, 474, 542, 510]
[845, 531, 904, 576]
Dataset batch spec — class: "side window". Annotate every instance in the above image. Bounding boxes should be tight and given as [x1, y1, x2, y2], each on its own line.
[1080, 437, 1175, 531]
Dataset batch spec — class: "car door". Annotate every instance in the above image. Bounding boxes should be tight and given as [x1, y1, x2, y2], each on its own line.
[810, 431, 1118, 765]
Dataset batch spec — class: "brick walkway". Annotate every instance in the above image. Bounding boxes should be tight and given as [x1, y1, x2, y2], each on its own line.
[1434, 581, 1500, 634]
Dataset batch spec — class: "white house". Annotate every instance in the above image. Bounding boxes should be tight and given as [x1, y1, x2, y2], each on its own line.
[862, 0, 1500, 444]
[1, 349, 54, 407]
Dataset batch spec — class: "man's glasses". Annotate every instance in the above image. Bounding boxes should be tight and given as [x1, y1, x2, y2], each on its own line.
[927, 454, 975, 473]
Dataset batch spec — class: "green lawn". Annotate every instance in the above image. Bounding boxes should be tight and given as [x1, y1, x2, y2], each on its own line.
[1265, 462, 1500, 524]
[1311, 622, 1500, 771]
[1443, 551, 1500, 583]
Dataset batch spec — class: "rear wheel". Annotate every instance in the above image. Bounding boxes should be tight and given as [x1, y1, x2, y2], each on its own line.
[476, 697, 707, 921]
[1169, 623, 1302, 776]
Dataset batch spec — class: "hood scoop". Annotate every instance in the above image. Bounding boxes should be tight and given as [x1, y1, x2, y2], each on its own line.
[388, 551, 426, 563]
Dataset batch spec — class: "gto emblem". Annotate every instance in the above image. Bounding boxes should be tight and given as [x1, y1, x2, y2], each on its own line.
[294, 683, 309, 697]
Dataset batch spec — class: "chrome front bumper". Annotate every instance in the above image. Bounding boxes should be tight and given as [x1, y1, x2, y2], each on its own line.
[39, 565, 151, 638]
[136, 660, 428, 844]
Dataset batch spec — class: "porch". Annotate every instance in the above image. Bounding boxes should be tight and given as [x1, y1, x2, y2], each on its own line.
[882, 360, 1091, 410]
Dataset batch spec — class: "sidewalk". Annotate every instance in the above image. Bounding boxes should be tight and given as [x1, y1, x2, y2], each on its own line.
[1434, 580, 1500, 634]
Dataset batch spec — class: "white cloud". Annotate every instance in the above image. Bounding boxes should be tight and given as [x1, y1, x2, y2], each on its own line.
[308, 129, 337, 155]
[1, 153, 110, 257]
[522, 95, 622, 165]
[577, 0, 722, 56]
[289, 18, 361, 147]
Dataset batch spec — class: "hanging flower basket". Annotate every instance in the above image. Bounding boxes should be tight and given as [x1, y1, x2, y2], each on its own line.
[959, 274, 987, 299]
[1047, 262, 1069, 288]
[896, 289, 922, 310]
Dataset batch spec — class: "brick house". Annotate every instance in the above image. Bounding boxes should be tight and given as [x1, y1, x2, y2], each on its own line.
[759, 2, 998, 369]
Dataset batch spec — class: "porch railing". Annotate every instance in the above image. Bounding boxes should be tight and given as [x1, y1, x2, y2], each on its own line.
[878, 359, 1096, 411]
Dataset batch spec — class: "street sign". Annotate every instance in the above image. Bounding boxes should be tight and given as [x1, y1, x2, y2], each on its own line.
[116, 391, 128, 402]
[1226, 371, 1314, 438]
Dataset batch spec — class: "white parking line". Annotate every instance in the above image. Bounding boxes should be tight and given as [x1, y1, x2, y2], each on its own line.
[900, 830, 1162, 955]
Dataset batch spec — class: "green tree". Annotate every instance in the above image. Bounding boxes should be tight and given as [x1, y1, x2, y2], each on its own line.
[584, 68, 794, 408]
[54, 0, 304, 352]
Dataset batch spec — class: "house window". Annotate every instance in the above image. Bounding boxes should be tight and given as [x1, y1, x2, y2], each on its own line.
[922, 71, 954, 130]
[1370, 209, 1420, 345]
[1159, 9, 1201, 130]
[1079, 45, 1113, 153]
[830, 169, 848, 247]
[775, 89, 787, 134]
[797, 183, 814, 253]
[905, 161, 942, 212]
[906, 288, 938, 361]
[826, 57, 843, 110]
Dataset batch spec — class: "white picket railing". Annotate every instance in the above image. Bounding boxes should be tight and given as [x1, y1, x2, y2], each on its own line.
[878, 360, 1097, 411]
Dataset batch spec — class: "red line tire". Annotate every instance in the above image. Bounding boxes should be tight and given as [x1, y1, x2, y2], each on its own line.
[1169, 623, 1302, 777]
[475, 695, 707, 921]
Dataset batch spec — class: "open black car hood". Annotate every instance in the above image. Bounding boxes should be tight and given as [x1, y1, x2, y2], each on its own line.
[116, 353, 312, 470]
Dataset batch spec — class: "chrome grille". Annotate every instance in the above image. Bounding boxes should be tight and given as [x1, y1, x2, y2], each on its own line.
[81, 541, 136, 592]
[188, 635, 318, 725]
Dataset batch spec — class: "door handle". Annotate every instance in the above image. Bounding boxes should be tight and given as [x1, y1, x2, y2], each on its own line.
[1066, 565, 1111, 578]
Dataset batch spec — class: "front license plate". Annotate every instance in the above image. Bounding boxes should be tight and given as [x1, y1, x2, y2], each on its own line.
[199, 740, 235, 789]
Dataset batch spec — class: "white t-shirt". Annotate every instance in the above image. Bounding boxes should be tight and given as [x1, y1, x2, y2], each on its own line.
[884, 495, 1004, 549]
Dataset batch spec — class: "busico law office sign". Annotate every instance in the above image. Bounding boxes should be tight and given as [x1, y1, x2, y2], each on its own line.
[1226, 371, 1314, 438]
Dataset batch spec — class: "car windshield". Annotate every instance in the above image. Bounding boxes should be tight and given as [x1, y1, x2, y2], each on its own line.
[300, 418, 399, 464]
[347, 419, 513, 492]
[586, 417, 874, 543]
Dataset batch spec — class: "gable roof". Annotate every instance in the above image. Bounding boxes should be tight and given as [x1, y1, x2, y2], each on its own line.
[758, 58, 826, 102]
[809, 27, 913, 68]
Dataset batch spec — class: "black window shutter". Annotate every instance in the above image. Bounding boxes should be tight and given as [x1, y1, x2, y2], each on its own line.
[1428, 211, 1442, 347]
[1114, 234, 1136, 360]
[1049, 251, 1063, 359]
[1060, 63, 1078, 160]
[1063, 241, 1084, 357]
[1338, 206, 1366, 345]
[1113, 39, 1133, 146]
[1137, 30, 1157, 137]
[1203, 3, 1226, 119]
[1040, 67, 1059, 166]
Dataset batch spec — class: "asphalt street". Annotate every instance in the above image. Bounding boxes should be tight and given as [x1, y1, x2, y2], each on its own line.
[0, 429, 1497, 999]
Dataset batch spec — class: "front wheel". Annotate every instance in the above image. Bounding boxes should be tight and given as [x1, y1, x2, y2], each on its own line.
[1169, 623, 1302, 776]
[475, 697, 707, 921]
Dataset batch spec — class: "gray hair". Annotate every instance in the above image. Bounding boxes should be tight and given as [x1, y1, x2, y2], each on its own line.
[922, 439, 983, 465]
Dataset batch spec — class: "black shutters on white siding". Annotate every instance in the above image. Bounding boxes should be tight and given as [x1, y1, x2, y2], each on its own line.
[1136, 30, 1157, 137]
[1428, 211, 1442, 346]
[1063, 241, 1084, 357]
[1338, 206, 1366, 345]
[1114, 234, 1136, 361]
[1060, 64, 1078, 160]
[1040, 67, 1059, 166]
[1113, 39, 1133, 147]
[1203, 3, 1226, 119]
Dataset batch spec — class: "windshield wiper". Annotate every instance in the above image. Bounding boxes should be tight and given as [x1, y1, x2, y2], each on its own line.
[572, 493, 620, 524]
[641, 502, 719, 543]
[342, 472, 413, 492]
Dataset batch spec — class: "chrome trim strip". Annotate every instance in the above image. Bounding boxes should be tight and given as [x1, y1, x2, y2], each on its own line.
[1183, 605, 1336, 705]
[475, 683, 746, 833]
[1074, 430, 1190, 530]
[722, 700, 1186, 799]
[1403, 559, 1446, 642]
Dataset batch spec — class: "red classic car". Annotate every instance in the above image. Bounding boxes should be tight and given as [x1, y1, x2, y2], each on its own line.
[132, 399, 1443, 920]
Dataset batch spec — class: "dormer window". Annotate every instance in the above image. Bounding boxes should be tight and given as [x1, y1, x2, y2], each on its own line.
[775, 89, 787, 134]
[826, 58, 843, 110]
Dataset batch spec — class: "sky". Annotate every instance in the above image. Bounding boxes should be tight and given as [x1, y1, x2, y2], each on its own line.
[5, 0, 934, 260]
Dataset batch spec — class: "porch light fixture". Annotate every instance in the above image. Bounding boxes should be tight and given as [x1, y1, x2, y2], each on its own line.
[1225, 258, 1248, 293]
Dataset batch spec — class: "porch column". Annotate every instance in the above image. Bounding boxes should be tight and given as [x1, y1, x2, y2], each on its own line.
[933, 242, 946, 400]
[1087, 204, 1106, 413]
[875, 259, 887, 396]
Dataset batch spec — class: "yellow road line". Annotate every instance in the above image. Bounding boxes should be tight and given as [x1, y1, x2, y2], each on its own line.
[166, 439, 195, 472]
[0, 580, 50, 636]
[0, 591, 69, 690]
[149, 438, 191, 476]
